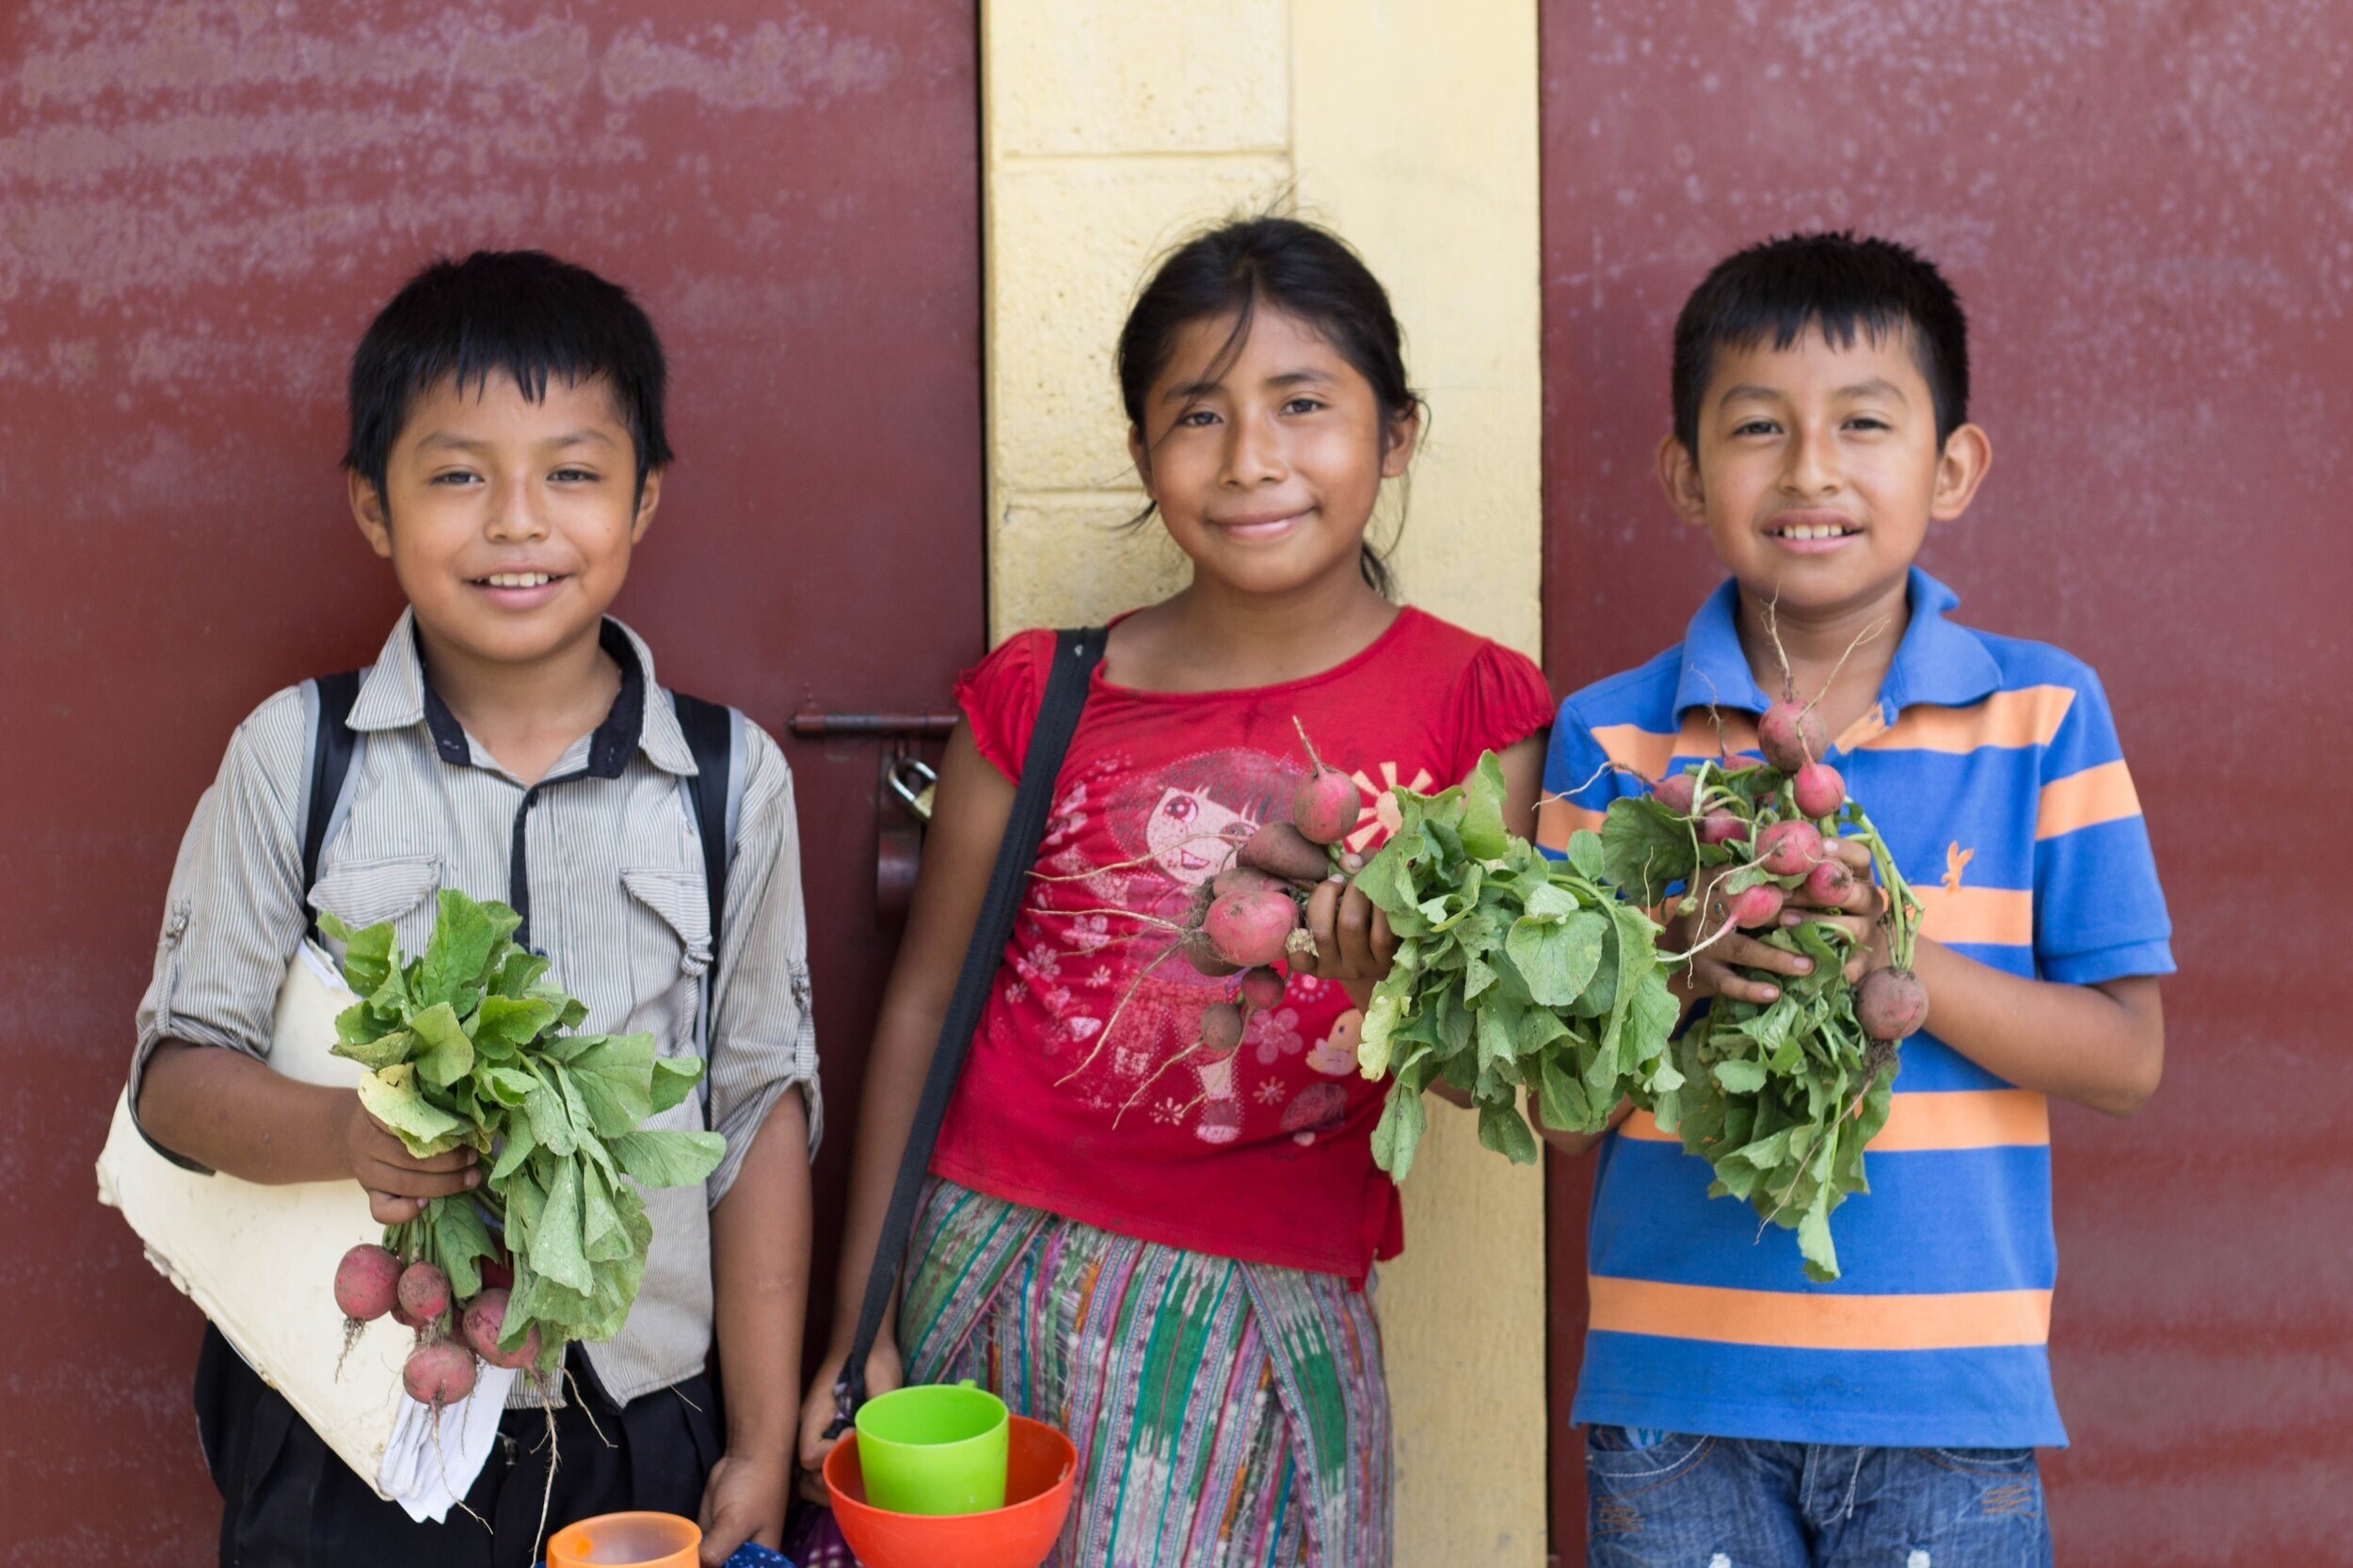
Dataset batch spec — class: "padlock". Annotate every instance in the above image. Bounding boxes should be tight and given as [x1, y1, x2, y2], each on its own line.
[887, 756, 938, 824]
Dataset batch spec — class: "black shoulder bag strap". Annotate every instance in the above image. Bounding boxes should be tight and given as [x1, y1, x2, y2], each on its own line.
[668, 692, 735, 956]
[300, 670, 365, 944]
[836, 625, 1105, 1415]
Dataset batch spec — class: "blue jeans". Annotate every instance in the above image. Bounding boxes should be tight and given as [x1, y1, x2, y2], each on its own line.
[1585, 1426, 2053, 1567]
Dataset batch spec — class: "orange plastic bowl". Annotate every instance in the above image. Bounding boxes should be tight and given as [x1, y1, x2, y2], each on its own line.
[824, 1413, 1077, 1568]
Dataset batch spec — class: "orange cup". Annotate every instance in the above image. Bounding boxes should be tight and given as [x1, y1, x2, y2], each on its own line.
[545, 1510, 701, 1568]
[823, 1413, 1078, 1568]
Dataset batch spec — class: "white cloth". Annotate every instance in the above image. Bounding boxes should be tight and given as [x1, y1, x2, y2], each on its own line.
[376, 1362, 520, 1523]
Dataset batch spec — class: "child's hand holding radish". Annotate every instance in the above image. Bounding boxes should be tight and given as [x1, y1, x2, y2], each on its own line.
[1665, 860, 1822, 1009]
[1290, 875, 1399, 992]
[342, 1098, 479, 1226]
[1673, 835, 1886, 1004]
[1285, 751, 1400, 989]
[1774, 834, 1889, 984]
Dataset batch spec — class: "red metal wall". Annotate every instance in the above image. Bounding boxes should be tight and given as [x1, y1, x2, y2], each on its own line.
[0, 4, 982, 1559]
[1540, 4, 2353, 1561]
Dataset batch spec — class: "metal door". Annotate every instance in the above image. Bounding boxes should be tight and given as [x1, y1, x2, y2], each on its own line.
[1540, 4, 2352, 1560]
[0, 4, 982, 1557]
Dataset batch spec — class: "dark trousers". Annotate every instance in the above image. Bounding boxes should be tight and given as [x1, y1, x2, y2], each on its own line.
[194, 1325, 720, 1568]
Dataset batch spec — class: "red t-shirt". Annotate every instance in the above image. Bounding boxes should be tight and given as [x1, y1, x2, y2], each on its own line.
[932, 608, 1555, 1279]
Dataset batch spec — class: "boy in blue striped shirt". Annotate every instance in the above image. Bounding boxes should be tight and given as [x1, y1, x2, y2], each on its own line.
[1539, 233, 2171, 1567]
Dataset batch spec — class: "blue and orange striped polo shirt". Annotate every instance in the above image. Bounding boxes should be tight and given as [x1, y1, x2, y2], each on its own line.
[1540, 568, 2173, 1448]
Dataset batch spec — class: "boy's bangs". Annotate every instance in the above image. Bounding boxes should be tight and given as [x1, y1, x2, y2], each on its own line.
[1740, 303, 1915, 361]
[344, 249, 671, 496]
[1672, 232, 1970, 453]
[1724, 304, 1933, 401]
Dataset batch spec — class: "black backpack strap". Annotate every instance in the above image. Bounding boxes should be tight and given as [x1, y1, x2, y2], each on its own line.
[839, 626, 1106, 1413]
[301, 670, 364, 945]
[669, 692, 735, 958]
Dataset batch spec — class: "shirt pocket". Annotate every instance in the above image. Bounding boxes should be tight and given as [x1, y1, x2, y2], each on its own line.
[619, 867, 714, 1093]
[309, 852, 442, 939]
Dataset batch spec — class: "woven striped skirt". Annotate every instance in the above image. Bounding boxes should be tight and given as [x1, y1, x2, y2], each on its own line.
[901, 1177, 1394, 1568]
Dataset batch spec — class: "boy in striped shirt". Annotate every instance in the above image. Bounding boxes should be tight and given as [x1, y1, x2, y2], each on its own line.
[1540, 233, 2171, 1566]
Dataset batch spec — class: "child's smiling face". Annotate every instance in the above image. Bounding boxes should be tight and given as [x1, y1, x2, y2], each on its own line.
[350, 369, 658, 674]
[1660, 324, 1989, 623]
[1129, 303, 1417, 600]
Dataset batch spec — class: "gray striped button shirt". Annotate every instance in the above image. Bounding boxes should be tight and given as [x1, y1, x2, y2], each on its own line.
[129, 610, 822, 1404]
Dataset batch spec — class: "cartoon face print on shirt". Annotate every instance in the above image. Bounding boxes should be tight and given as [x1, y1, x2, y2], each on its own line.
[1135, 750, 1297, 889]
[1004, 744, 1375, 1145]
[1145, 784, 1256, 886]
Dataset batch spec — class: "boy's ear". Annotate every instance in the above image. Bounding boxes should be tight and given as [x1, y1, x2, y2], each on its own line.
[1930, 423, 1992, 522]
[1380, 405, 1422, 480]
[1656, 434, 1708, 523]
[348, 471, 394, 559]
[631, 467, 664, 543]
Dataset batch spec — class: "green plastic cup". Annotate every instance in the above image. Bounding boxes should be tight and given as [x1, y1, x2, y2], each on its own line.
[853, 1381, 1010, 1516]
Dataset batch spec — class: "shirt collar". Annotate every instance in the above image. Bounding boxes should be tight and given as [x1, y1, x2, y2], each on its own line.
[348, 609, 695, 778]
[1673, 566, 2004, 719]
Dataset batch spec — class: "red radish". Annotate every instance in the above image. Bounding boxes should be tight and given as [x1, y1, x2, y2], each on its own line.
[1196, 1001, 1245, 1057]
[391, 1301, 427, 1331]
[402, 1339, 478, 1408]
[1205, 888, 1302, 968]
[460, 1288, 541, 1371]
[1757, 699, 1828, 772]
[334, 1243, 402, 1322]
[1792, 760, 1845, 819]
[1653, 773, 1697, 815]
[1857, 968, 1929, 1041]
[1698, 810, 1746, 846]
[1756, 820, 1823, 878]
[1292, 767, 1362, 846]
[1239, 966, 1287, 1011]
[1180, 926, 1242, 978]
[396, 1261, 451, 1326]
[1802, 858, 1856, 904]
[1239, 821, 1332, 884]
[1213, 864, 1286, 900]
[1723, 883, 1787, 929]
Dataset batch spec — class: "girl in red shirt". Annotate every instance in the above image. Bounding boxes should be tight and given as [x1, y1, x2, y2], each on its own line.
[800, 217, 1553, 1565]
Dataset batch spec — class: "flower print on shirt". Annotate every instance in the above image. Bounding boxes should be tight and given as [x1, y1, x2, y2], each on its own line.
[1248, 1005, 1305, 1067]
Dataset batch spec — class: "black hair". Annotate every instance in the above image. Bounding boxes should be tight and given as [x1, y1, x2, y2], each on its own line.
[344, 248, 672, 500]
[1116, 216, 1420, 598]
[1671, 232, 1970, 456]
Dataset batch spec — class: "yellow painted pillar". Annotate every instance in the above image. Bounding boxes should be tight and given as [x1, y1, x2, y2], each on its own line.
[981, 4, 1547, 1559]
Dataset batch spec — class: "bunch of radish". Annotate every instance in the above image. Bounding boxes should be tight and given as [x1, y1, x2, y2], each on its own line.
[1168, 734, 1365, 1053]
[1598, 689, 1926, 1283]
[334, 1240, 542, 1412]
[321, 888, 728, 1417]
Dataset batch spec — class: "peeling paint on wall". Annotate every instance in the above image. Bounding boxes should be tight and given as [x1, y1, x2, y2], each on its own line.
[0, 1, 904, 393]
